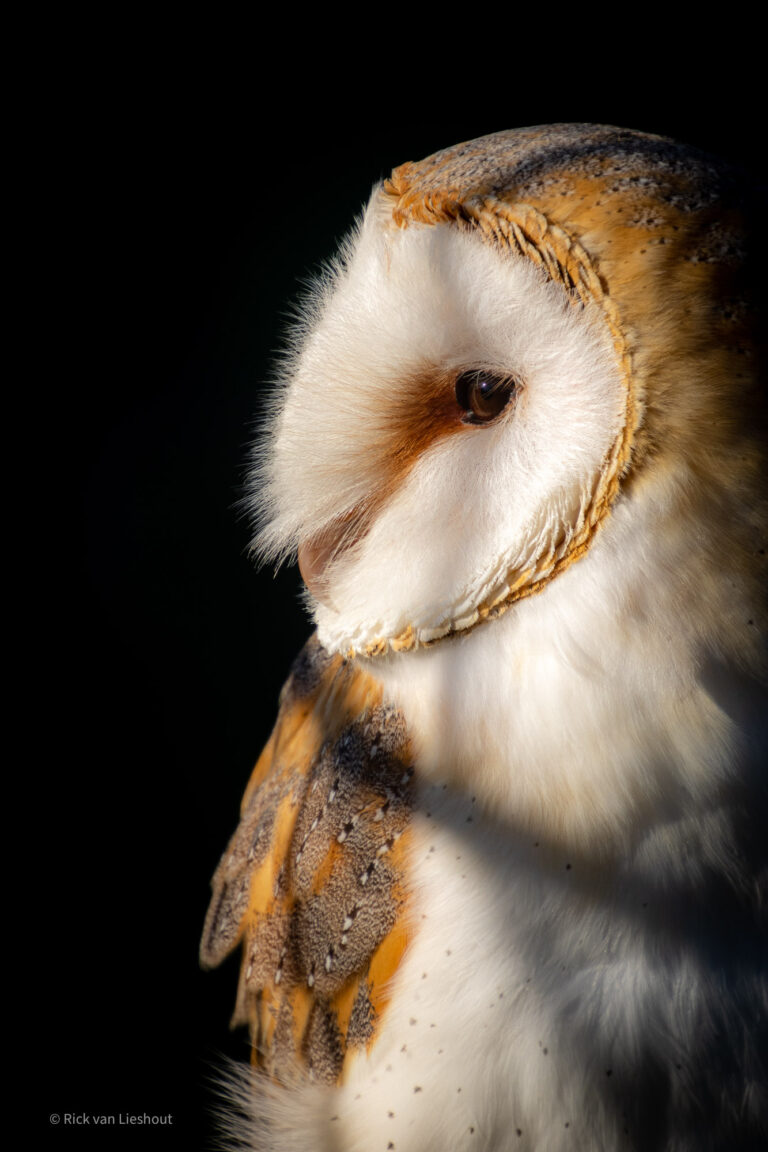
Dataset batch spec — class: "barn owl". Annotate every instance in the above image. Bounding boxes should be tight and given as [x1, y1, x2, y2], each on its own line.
[201, 125, 767, 1151]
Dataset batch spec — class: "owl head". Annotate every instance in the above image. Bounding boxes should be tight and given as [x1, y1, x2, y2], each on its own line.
[251, 124, 764, 682]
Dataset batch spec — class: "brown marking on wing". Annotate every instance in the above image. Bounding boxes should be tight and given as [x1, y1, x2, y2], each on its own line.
[330, 973, 364, 1042]
[287, 983, 314, 1057]
[367, 903, 412, 1030]
[308, 835, 344, 897]
[245, 792, 297, 920]
[201, 635, 416, 1085]
[254, 985, 279, 1061]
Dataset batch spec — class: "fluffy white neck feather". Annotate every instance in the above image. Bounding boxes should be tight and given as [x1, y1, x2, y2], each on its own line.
[367, 463, 762, 859]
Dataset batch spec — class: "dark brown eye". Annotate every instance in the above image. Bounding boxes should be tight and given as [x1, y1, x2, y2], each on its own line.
[455, 369, 518, 426]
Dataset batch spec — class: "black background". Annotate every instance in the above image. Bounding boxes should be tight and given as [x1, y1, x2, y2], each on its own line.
[36, 28, 764, 1150]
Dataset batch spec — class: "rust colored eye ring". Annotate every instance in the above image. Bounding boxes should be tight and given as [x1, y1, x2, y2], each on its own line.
[455, 369, 518, 426]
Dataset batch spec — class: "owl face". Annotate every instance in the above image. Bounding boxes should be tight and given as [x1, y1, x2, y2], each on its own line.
[255, 200, 630, 656]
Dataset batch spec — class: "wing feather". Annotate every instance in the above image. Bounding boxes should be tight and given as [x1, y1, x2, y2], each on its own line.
[201, 636, 415, 1084]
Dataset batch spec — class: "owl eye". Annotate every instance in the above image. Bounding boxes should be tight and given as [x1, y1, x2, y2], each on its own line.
[455, 369, 518, 426]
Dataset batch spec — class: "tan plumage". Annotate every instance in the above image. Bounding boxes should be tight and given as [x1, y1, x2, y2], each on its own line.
[201, 638, 415, 1084]
[203, 125, 766, 1151]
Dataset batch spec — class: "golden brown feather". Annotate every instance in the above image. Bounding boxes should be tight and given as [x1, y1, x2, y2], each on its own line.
[201, 637, 416, 1085]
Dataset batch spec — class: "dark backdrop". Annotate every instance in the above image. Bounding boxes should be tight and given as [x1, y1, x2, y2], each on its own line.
[38, 34, 764, 1150]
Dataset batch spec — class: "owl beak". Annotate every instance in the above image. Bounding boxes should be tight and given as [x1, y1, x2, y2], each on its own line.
[298, 507, 368, 608]
[298, 533, 337, 607]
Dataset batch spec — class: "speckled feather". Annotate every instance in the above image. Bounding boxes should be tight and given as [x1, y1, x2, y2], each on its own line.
[201, 637, 415, 1084]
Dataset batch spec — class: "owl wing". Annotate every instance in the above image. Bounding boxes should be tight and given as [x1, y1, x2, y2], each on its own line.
[200, 635, 415, 1085]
